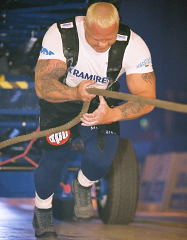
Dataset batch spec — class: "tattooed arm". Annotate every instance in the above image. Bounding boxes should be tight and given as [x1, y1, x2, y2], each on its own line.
[35, 59, 95, 102]
[80, 72, 156, 126]
[116, 71, 156, 120]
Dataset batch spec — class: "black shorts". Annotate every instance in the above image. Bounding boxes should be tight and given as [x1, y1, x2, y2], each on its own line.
[39, 99, 120, 150]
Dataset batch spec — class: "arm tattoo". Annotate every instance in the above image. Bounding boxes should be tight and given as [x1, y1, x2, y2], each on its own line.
[120, 102, 146, 119]
[119, 72, 155, 119]
[35, 60, 68, 96]
[142, 73, 154, 85]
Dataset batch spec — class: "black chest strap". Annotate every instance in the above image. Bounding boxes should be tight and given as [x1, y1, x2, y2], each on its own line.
[40, 18, 131, 135]
[57, 17, 79, 68]
[107, 23, 131, 88]
[57, 17, 131, 87]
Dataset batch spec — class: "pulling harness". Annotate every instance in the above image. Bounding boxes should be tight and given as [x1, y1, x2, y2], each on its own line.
[40, 17, 131, 149]
[57, 17, 130, 90]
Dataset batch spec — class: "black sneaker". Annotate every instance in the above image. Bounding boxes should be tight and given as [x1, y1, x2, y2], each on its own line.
[32, 207, 59, 240]
[72, 179, 94, 219]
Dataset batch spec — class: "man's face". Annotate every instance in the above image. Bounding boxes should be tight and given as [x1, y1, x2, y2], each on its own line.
[84, 21, 118, 53]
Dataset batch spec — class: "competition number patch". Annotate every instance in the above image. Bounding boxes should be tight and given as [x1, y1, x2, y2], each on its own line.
[46, 130, 71, 146]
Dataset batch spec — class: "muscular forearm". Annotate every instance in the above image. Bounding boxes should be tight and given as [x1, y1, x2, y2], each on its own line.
[36, 76, 78, 103]
[115, 71, 156, 121]
[112, 101, 154, 121]
[81, 71, 156, 126]
[80, 96, 155, 127]
[35, 59, 78, 102]
[110, 101, 154, 122]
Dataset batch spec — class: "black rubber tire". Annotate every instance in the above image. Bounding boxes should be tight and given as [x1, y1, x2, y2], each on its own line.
[97, 138, 139, 224]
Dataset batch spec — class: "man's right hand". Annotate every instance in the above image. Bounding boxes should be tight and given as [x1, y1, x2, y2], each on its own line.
[76, 80, 96, 102]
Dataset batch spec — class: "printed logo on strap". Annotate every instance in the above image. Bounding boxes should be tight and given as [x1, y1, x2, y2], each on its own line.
[46, 130, 71, 146]
[117, 34, 128, 41]
[60, 22, 73, 28]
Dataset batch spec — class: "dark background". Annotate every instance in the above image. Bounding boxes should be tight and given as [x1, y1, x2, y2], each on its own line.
[119, 0, 187, 142]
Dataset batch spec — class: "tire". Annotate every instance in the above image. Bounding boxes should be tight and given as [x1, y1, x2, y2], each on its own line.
[97, 138, 139, 224]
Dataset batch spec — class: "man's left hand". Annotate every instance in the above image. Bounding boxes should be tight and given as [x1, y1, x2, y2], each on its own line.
[80, 96, 115, 126]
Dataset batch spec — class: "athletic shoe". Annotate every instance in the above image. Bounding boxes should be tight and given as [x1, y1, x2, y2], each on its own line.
[72, 179, 94, 219]
[32, 207, 59, 240]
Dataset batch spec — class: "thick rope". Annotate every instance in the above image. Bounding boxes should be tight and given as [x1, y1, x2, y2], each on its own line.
[87, 88, 187, 113]
[0, 88, 187, 149]
[0, 101, 90, 149]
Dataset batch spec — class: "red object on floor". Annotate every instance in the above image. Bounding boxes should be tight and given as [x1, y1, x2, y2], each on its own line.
[0, 128, 40, 168]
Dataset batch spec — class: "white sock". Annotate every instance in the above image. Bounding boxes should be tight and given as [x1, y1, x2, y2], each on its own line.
[35, 192, 54, 209]
[77, 170, 98, 187]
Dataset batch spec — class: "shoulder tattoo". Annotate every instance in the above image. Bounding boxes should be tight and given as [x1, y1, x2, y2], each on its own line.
[142, 72, 155, 85]
[36, 60, 67, 80]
